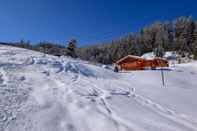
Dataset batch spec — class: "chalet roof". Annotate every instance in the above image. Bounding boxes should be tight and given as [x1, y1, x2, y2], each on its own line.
[116, 55, 144, 64]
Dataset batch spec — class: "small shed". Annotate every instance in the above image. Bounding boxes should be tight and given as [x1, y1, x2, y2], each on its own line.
[115, 55, 169, 71]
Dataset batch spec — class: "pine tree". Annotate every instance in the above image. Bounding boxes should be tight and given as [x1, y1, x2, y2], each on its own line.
[66, 39, 77, 58]
[175, 16, 195, 55]
[193, 22, 197, 59]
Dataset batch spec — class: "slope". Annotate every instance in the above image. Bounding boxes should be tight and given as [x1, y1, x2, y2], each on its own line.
[0, 45, 197, 131]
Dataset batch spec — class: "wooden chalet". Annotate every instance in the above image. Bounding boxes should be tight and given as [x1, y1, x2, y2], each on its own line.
[114, 55, 169, 71]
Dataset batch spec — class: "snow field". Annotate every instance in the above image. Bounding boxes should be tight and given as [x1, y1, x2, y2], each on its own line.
[0, 45, 197, 131]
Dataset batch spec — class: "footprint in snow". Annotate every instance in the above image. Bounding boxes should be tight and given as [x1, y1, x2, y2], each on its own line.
[176, 70, 183, 72]
[0, 72, 7, 86]
[0, 110, 7, 123]
[0, 74, 4, 84]
[166, 110, 175, 115]
[18, 76, 26, 81]
[66, 123, 76, 131]
[42, 71, 50, 76]
[66, 96, 74, 103]
[76, 101, 86, 109]
[190, 71, 196, 75]
[24, 57, 35, 65]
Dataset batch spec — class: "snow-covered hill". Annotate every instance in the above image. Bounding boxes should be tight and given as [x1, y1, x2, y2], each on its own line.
[0, 45, 197, 131]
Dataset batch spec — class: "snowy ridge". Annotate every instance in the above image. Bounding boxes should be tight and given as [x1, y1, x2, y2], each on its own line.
[0, 45, 197, 131]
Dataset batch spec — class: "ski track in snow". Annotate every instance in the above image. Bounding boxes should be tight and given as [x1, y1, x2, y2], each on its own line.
[0, 45, 197, 131]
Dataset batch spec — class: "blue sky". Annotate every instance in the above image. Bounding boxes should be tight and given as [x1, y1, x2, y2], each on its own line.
[0, 0, 196, 46]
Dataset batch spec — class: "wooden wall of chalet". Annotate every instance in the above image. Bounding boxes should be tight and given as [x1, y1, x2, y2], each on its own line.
[119, 60, 144, 70]
[116, 56, 169, 71]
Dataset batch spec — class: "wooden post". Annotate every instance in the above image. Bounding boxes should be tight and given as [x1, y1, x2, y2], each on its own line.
[161, 68, 165, 86]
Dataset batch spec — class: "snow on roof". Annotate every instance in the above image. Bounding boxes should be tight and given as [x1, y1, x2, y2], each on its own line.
[141, 52, 155, 60]
[116, 55, 144, 64]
